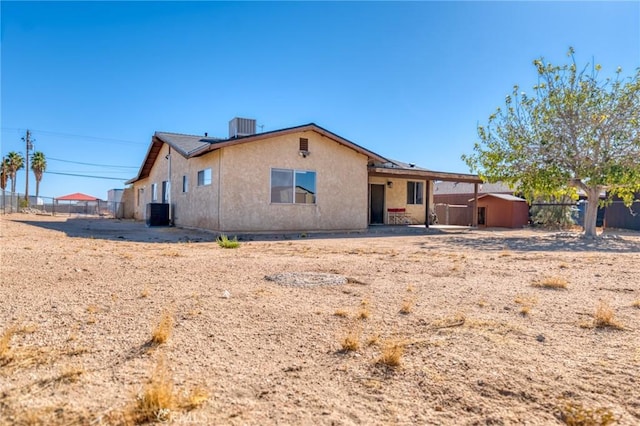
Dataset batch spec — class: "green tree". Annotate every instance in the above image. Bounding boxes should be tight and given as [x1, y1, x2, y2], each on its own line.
[30, 151, 47, 199]
[463, 48, 640, 237]
[6, 151, 25, 194]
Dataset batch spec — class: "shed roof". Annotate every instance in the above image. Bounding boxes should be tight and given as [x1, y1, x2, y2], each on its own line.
[473, 193, 527, 202]
[56, 192, 100, 201]
[435, 181, 513, 195]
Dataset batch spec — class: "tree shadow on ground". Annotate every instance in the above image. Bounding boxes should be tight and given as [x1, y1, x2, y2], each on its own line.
[417, 231, 640, 253]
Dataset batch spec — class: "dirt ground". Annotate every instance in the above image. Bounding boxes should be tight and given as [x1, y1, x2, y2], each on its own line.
[1, 214, 639, 425]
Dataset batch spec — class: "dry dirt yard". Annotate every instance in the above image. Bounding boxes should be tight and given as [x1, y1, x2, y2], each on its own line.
[1, 214, 639, 425]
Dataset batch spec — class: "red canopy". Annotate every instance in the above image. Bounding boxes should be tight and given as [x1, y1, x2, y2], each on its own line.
[55, 192, 100, 201]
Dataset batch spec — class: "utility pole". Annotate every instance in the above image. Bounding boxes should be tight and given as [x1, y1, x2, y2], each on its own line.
[22, 130, 33, 203]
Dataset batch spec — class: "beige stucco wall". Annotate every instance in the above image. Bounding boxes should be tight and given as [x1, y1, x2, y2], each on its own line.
[130, 144, 219, 229]
[218, 130, 369, 232]
[130, 131, 370, 232]
[121, 187, 135, 219]
[368, 176, 432, 224]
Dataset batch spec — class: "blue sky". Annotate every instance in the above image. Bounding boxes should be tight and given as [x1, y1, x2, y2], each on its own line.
[2, 1, 639, 200]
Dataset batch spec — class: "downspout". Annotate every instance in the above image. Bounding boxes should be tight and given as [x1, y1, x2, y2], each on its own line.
[217, 150, 222, 230]
[167, 146, 173, 226]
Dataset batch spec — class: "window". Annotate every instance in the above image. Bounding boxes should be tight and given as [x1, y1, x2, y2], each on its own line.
[182, 175, 188, 193]
[197, 168, 212, 186]
[271, 168, 316, 204]
[151, 183, 158, 202]
[407, 181, 423, 205]
[162, 181, 170, 203]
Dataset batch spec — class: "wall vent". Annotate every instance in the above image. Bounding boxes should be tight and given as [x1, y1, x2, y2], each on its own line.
[229, 117, 257, 138]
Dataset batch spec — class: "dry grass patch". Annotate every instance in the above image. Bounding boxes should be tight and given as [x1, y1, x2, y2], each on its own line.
[151, 310, 174, 345]
[357, 306, 370, 320]
[558, 400, 616, 425]
[376, 339, 406, 368]
[0, 324, 18, 363]
[140, 285, 151, 298]
[592, 301, 624, 330]
[366, 333, 380, 346]
[431, 312, 466, 329]
[86, 304, 100, 314]
[129, 356, 177, 423]
[340, 325, 361, 352]
[532, 276, 568, 290]
[632, 299, 640, 309]
[399, 298, 415, 315]
[182, 386, 209, 410]
[334, 309, 349, 318]
[515, 295, 538, 316]
[59, 364, 85, 383]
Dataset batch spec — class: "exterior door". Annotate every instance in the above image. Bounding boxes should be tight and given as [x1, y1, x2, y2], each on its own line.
[370, 184, 385, 224]
[478, 207, 486, 226]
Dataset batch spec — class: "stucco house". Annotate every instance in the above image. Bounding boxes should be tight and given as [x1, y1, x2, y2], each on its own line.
[126, 118, 481, 233]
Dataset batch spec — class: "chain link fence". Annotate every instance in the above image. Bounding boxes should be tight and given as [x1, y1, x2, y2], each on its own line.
[1, 191, 124, 218]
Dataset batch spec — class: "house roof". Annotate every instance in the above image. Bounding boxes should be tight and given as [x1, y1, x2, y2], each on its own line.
[435, 181, 513, 195]
[473, 193, 527, 202]
[126, 123, 390, 184]
[56, 192, 100, 201]
[369, 159, 482, 184]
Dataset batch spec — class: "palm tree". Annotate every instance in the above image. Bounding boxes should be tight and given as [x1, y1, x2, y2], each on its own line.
[31, 151, 46, 199]
[0, 158, 7, 213]
[0, 157, 8, 191]
[6, 151, 24, 194]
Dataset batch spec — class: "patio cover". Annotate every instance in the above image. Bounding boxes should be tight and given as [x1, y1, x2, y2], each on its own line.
[55, 192, 100, 201]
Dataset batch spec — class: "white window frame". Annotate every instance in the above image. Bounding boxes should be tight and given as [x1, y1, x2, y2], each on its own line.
[197, 168, 212, 186]
[151, 183, 158, 202]
[407, 181, 424, 205]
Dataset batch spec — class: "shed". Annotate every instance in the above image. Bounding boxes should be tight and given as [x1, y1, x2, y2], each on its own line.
[472, 193, 529, 228]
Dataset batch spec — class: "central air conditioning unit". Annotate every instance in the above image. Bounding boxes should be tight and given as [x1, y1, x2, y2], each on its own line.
[229, 117, 257, 138]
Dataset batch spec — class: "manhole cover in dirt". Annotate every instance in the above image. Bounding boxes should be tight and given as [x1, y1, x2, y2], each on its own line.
[264, 272, 347, 287]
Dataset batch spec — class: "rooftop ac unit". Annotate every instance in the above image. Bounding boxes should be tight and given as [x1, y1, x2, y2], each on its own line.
[229, 117, 256, 138]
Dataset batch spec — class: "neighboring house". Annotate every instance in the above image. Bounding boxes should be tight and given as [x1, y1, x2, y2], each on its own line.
[433, 181, 514, 226]
[126, 118, 482, 233]
[474, 193, 529, 228]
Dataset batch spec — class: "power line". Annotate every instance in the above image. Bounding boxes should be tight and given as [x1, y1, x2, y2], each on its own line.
[47, 157, 139, 169]
[1, 127, 147, 146]
[48, 170, 132, 174]
[44, 171, 129, 181]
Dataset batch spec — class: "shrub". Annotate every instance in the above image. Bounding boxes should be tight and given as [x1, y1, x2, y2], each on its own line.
[217, 234, 239, 249]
